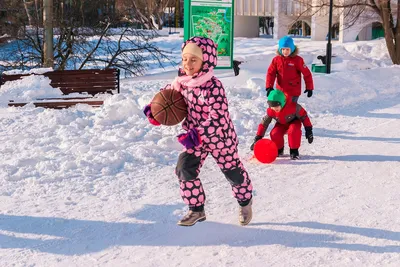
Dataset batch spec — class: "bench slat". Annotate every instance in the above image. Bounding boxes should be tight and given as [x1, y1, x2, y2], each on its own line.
[8, 100, 104, 109]
[51, 81, 118, 86]
[35, 96, 95, 101]
[1, 69, 119, 84]
[47, 73, 118, 77]
[50, 77, 117, 83]
[55, 88, 117, 92]
[48, 74, 117, 79]
[49, 69, 117, 74]
[2, 68, 120, 108]
[59, 89, 113, 95]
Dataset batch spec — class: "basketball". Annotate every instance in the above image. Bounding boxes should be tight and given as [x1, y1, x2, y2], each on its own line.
[254, 138, 278, 164]
[150, 89, 188, 126]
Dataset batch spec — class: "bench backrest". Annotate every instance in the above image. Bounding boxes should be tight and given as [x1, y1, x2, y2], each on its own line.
[1, 68, 120, 96]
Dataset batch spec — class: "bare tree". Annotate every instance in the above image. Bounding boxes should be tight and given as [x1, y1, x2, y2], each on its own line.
[297, 0, 400, 64]
[22, 0, 34, 26]
[78, 27, 169, 76]
[0, 0, 172, 75]
[151, 0, 171, 29]
[122, 0, 171, 29]
[373, 0, 400, 64]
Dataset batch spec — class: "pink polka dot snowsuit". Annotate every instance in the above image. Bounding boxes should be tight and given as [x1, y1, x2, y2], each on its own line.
[173, 37, 253, 210]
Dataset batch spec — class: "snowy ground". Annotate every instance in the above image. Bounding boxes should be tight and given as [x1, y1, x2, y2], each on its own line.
[1, 33, 400, 267]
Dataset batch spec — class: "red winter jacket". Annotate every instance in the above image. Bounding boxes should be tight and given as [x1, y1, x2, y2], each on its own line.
[256, 101, 312, 137]
[266, 52, 314, 98]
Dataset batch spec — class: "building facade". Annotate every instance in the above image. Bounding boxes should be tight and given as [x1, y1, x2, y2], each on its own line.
[234, 0, 389, 42]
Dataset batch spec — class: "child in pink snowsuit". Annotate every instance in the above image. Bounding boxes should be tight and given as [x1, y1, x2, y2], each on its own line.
[143, 36, 253, 227]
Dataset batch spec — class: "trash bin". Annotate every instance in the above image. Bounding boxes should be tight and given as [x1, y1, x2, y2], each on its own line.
[311, 63, 326, 73]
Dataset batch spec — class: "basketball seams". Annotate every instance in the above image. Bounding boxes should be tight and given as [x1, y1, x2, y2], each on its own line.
[161, 91, 170, 125]
[169, 90, 188, 123]
[150, 89, 187, 126]
[169, 97, 181, 125]
[151, 101, 166, 116]
[167, 90, 177, 125]
[171, 90, 188, 113]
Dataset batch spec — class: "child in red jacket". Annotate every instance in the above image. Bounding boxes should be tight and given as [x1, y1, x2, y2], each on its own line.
[250, 89, 313, 160]
[266, 36, 314, 103]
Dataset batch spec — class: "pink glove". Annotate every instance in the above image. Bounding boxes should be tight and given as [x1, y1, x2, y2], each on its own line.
[143, 104, 161, 126]
[177, 128, 201, 149]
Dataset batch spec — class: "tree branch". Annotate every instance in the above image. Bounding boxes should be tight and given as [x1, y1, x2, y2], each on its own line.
[78, 22, 111, 70]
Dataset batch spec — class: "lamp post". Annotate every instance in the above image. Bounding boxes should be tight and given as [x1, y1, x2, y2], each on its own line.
[169, 6, 172, 34]
[43, 0, 54, 68]
[326, 0, 333, 73]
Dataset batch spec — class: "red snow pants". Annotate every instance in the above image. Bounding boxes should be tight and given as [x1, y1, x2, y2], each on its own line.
[270, 120, 302, 149]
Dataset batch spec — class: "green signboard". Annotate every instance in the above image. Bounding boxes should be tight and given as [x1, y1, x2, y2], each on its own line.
[184, 0, 234, 69]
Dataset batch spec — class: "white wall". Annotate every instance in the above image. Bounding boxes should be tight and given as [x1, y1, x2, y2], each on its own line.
[274, 0, 294, 39]
[232, 0, 392, 42]
[357, 25, 372, 41]
[311, 16, 329, 41]
[235, 0, 274, 16]
[234, 16, 259, 37]
[339, 11, 380, 42]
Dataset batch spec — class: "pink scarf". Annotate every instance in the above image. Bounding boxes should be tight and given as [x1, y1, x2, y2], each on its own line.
[171, 70, 214, 91]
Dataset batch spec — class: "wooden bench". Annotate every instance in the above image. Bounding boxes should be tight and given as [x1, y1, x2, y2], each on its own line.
[1, 68, 120, 109]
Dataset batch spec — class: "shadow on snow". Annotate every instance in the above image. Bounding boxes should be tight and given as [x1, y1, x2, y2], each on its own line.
[1, 204, 400, 255]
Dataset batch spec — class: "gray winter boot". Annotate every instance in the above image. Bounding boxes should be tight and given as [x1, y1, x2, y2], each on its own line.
[239, 199, 253, 226]
[177, 210, 206, 226]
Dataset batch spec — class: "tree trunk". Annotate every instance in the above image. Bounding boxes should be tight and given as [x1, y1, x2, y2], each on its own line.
[23, 0, 33, 26]
[379, 1, 400, 64]
[43, 0, 54, 67]
[80, 0, 85, 26]
[156, 14, 163, 30]
[131, 0, 153, 29]
[395, 0, 400, 64]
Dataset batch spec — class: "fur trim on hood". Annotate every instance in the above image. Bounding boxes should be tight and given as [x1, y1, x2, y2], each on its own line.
[276, 46, 299, 57]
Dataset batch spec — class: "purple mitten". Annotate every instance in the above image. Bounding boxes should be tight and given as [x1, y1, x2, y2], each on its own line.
[177, 128, 201, 149]
[143, 104, 160, 126]
[143, 104, 152, 117]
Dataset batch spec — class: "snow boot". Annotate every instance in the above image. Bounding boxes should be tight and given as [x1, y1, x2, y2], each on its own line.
[177, 210, 206, 226]
[290, 148, 299, 160]
[278, 147, 284, 157]
[239, 199, 253, 226]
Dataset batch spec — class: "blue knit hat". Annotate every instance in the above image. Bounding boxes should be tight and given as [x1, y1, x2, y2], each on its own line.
[278, 36, 295, 55]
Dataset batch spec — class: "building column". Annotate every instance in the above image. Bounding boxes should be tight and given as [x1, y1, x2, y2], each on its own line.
[357, 24, 372, 40]
[234, 16, 259, 37]
[338, 0, 381, 43]
[274, 0, 293, 39]
[310, 0, 329, 41]
[301, 21, 306, 37]
[311, 15, 329, 41]
[338, 10, 366, 42]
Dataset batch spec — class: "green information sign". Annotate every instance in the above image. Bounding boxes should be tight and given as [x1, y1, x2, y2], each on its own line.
[184, 0, 234, 69]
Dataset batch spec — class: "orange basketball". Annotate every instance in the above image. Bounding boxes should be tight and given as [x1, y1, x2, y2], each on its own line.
[150, 89, 188, 126]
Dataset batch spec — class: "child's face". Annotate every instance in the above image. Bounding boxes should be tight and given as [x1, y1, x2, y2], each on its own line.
[270, 106, 282, 112]
[182, 54, 203, 76]
[281, 48, 291, 57]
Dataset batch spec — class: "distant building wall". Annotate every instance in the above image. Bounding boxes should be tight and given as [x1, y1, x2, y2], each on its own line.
[234, 16, 259, 37]
[339, 9, 381, 42]
[232, 0, 392, 43]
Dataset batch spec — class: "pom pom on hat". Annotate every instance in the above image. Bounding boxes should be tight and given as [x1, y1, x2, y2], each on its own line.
[278, 36, 295, 55]
[182, 43, 203, 61]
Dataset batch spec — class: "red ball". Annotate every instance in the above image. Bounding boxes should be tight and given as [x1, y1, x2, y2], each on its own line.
[254, 138, 278, 164]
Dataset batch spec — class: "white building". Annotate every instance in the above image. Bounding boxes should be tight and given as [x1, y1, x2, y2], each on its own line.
[234, 0, 389, 42]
